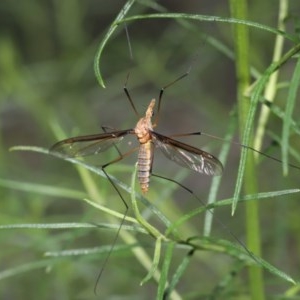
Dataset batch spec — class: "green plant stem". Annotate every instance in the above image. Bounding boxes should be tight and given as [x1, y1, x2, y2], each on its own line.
[131, 165, 167, 240]
[254, 0, 288, 153]
[229, 1, 264, 300]
[130, 163, 168, 285]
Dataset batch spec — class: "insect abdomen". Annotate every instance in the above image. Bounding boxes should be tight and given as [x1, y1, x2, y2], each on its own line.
[137, 141, 153, 193]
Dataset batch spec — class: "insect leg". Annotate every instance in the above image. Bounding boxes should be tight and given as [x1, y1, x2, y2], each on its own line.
[151, 173, 259, 266]
[123, 73, 140, 118]
[94, 146, 138, 294]
[168, 131, 300, 171]
[153, 72, 189, 127]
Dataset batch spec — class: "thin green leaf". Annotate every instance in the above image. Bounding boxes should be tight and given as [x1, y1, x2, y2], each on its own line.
[10, 145, 171, 226]
[140, 236, 162, 285]
[0, 222, 147, 234]
[157, 242, 175, 300]
[254, 0, 287, 156]
[0, 223, 96, 230]
[0, 259, 58, 281]
[118, 13, 298, 42]
[282, 55, 300, 175]
[0, 178, 86, 200]
[186, 236, 295, 284]
[232, 43, 300, 214]
[130, 163, 166, 239]
[45, 243, 137, 258]
[166, 189, 300, 236]
[204, 109, 237, 236]
[164, 249, 193, 300]
[82, 198, 139, 224]
[268, 131, 300, 163]
[94, 0, 136, 87]
[251, 255, 296, 285]
[260, 99, 300, 136]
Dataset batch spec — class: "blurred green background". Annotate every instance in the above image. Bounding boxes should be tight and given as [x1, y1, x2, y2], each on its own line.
[1, 1, 300, 299]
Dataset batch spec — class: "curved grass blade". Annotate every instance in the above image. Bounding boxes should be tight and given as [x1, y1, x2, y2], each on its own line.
[82, 198, 138, 225]
[268, 131, 300, 163]
[130, 162, 168, 239]
[157, 242, 175, 300]
[0, 259, 60, 281]
[165, 189, 300, 236]
[204, 108, 237, 236]
[140, 236, 162, 286]
[10, 145, 171, 227]
[233, 43, 300, 214]
[130, 163, 165, 285]
[45, 243, 137, 258]
[94, 0, 136, 88]
[0, 223, 97, 230]
[259, 98, 300, 136]
[163, 249, 194, 300]
[0, 222, 147, 234]
[0, 178, 86, 200]
[254, 1, 288, 155]
[186, 236, 296, 284]
[117, 13, 298, 42]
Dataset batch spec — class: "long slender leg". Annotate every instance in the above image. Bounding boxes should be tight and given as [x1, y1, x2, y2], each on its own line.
[151, 173, 258, 264]
[166, 131, 300, 171]
[94, 145, 138, 294]
[154, 72, 190, 127]
[123, 73, 140, 118]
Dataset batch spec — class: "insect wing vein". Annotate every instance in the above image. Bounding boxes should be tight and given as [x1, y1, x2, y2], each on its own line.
[152, 132, 223, 176]
[50, 129, 133, 158]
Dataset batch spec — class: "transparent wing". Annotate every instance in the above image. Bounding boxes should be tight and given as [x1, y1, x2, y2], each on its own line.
[152, 131, 223, 176]
[50, 129, 133, 157]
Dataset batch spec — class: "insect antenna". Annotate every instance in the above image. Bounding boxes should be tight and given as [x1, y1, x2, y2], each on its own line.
[93, 171, 127, 294]
[124, 23, 133, 61]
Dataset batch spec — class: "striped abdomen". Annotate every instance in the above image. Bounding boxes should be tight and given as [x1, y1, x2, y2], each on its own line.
[137, 141, 153, 193]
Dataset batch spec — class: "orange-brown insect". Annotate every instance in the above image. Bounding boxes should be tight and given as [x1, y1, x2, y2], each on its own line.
[50, 93, 223, 194]
[50, 70, 300, 196]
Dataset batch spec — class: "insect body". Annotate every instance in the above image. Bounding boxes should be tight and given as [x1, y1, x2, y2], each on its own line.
[134, 99, 155, 193]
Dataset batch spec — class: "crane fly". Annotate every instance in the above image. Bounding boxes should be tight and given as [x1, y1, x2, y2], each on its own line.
[49, 73, 300, 294]
[50, 74, 223, 194]
[50, 71, 300, 197]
